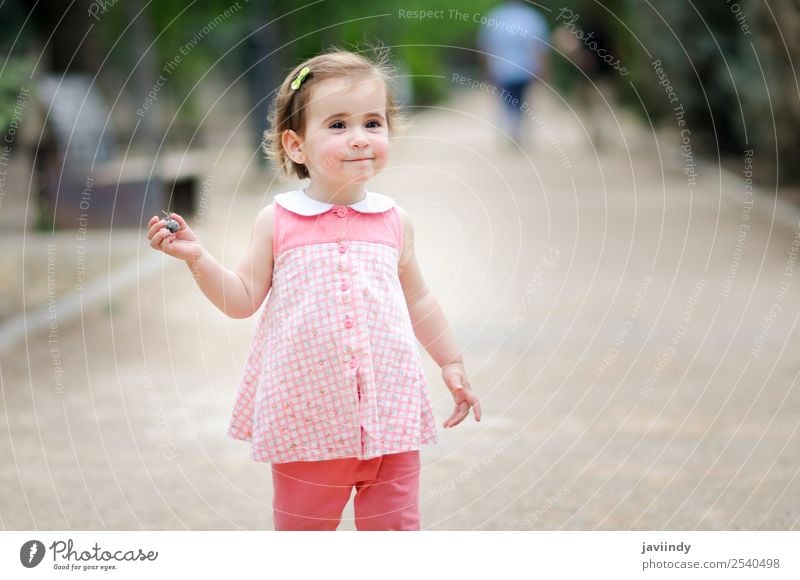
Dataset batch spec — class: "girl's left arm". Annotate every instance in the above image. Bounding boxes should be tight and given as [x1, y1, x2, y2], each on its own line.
[396, 206, 481, 428]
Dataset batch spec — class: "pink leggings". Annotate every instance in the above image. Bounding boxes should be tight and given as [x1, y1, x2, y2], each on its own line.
[271, 450, 421, 530]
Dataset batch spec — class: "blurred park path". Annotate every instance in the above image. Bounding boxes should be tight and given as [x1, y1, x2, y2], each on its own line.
[2, 86, 799, 531]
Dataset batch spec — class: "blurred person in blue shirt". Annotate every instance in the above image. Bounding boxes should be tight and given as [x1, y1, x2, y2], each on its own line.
[477, 0, 551, 147]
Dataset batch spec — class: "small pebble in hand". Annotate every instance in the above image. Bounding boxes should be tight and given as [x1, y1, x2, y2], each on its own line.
[162, 210, 180, 233]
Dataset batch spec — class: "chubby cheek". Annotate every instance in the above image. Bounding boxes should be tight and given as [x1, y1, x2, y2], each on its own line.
[316, 136, 352, 167]
[370, 137, 390, 169]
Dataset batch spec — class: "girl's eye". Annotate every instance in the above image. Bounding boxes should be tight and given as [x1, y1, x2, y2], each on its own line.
[329, 121, 345, 129]
[366, 120, 382, 128]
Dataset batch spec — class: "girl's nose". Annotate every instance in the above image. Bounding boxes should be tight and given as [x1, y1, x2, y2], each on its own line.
[348, 129, 369, 148]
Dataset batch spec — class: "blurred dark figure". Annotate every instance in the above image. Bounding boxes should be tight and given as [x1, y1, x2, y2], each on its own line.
[477, 0, 551, 148]
[554, 10, 620, 151]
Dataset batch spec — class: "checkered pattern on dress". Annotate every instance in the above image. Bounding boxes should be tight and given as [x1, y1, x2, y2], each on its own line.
[227, 203, 438, 463]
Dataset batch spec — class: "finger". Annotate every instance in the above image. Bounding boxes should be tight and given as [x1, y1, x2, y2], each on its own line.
[463, 390, 482, 422]
[443, 404, 462, 428]
[443, 387, 471, 427]
[158, 231, 172, 250]
[147, 219, 165, 240]
[444, 402, 469, 428]
[449, 383, 466, 400]
[443, 407, 456, 428]
[472, 399, 482, 421]
[448, 402, 471, 428]
[170, 212, 190, 230]
[163, 229, 177, 246]
[149, 228, 164, 248]
[150, 229, 171, 250]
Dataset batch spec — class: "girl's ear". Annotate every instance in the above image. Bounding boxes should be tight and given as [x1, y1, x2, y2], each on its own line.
[281, 129, 305, 164]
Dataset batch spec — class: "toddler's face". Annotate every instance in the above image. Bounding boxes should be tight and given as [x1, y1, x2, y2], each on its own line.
[296, 76, 389, 187]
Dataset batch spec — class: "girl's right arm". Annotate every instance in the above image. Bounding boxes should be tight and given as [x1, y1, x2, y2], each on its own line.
[147, 205, 274, 319]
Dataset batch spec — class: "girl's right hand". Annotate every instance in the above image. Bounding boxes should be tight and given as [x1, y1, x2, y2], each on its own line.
[146, 212, 202, 263]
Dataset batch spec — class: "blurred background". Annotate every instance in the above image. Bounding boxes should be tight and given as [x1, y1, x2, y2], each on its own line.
[3, 0, 799, 237]
[2, 0, 800, 530]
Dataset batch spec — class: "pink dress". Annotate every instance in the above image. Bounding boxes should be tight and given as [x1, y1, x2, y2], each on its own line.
[227, 189, 438, 463]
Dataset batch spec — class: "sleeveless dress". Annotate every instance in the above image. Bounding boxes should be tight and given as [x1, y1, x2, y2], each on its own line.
[227, 189, 439, 464]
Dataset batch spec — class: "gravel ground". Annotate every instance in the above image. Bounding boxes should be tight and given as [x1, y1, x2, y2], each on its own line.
[1, 90, 799, 530]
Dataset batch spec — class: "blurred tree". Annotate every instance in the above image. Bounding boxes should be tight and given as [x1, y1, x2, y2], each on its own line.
[121, 1, 160, 149]
[31, 0, 106, 74]
[745, 0, 800, 186]
[626, 2, 743, 153]
[619, 0, 800, 186]
[0, 2, 44, 139]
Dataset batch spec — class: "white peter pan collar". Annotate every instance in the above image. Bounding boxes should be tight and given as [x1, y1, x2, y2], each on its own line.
[273, 189, 396, 216]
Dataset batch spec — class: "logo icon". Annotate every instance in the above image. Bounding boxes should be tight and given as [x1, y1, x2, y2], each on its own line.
[20, 540, 46, 568]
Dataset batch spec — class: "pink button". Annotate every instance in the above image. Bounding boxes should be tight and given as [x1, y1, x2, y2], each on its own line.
[344, 319, 353, 329]
[335, 207, 347, 218]
[340, 281, 349, 291]
[349, 356, 358, 368]
[338, 242, 348, 253]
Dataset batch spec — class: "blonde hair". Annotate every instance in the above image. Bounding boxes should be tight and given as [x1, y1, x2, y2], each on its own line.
[262, 45, 405, 179]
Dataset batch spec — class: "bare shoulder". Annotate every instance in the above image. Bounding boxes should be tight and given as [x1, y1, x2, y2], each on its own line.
[243, 202, 276, 262]
[234, 202, 276, 316]
[394, 204, 415, 269]
[252, 203, 276, 243]
[256, 202, 276, 229]
[394, 205, 414, 233]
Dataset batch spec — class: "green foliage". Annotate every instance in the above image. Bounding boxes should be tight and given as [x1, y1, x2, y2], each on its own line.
[94, 0, 561, 109]
[0, 56, 34, 135]
[617, 0, 799, 184]
[36, 0, 797, 185]
[624, 2, 747, 146]
[96, 0, 251, 114]
[264, 0, 504, 104]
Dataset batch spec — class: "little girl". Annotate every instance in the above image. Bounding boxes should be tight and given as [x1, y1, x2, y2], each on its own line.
[147, 48, 481, 531]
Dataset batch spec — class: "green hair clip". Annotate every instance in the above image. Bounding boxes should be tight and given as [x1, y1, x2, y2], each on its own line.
[290, 66, 311, 90]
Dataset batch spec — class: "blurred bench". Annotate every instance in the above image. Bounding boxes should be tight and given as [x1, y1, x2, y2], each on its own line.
[35, 73, 203, 229]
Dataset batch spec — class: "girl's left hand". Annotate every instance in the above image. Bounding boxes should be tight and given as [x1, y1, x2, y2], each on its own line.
[441, 362, 482, 428]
